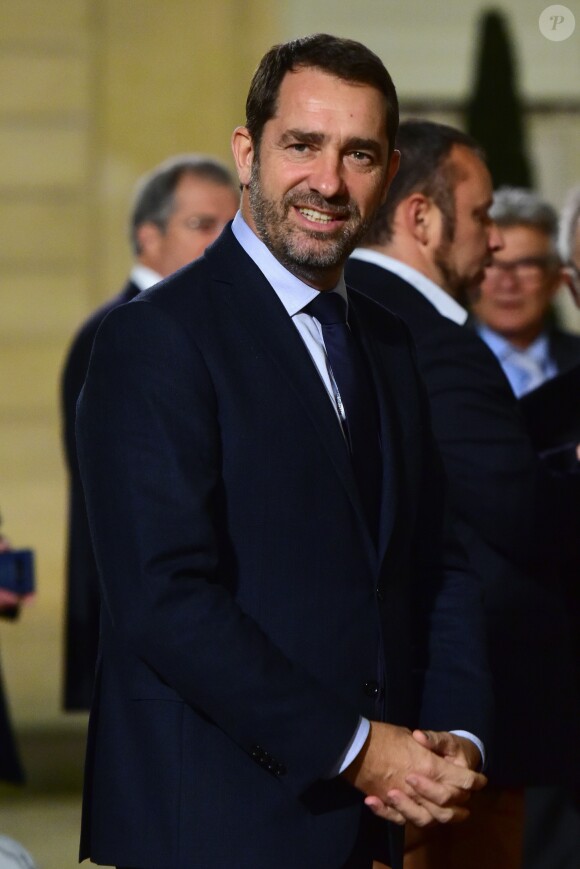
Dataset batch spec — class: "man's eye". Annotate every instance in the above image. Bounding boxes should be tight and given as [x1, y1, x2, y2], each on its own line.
[349, 151, 373, 164]
[183, 217, 219, 232]
[290, 143, 310, 153]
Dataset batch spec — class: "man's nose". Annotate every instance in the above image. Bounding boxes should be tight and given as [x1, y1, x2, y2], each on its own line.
[488, 221, 504, 253]
[308, 152, 346, 200]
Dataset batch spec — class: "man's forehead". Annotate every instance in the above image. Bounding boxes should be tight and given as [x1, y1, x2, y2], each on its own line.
[496, 224, 552, 251]
[273, 67, 388, 121]
[450, 146, 492, 202]
[173, 176, 237, 205]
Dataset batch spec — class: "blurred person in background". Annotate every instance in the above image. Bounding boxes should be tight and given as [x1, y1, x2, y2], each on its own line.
[346, 119, 580, 869]
[515, 183, 580, 869]
[61, 154, 239, 711]
[559, 185, 580, 306]
[0, 520, 29, 786]
[471, 187, 580, 397]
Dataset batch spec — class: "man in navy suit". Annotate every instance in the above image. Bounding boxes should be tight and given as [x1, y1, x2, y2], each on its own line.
[61, 154, 239, 711]
[76, 36, 490, 869]
[346, 120, 580, 869]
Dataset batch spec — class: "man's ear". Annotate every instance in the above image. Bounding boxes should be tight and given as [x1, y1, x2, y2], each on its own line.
[231, 126, 254, 187]
[404, 193, 439, 247]
[135, 222, 163, 262]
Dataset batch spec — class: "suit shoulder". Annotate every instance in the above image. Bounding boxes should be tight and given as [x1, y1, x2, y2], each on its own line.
[62, 283, 139, 396]
[550, 327, 580, 358]
[66, 284, 138, 358]
[134, 237, 241, 325]
[348, 282, 407, 331]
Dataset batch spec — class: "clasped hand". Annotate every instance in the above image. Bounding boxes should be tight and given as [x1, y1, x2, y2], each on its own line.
[341, 721, 486, 828]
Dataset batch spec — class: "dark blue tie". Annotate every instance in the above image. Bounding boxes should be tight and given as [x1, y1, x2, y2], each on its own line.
[305, 292, 381, 539]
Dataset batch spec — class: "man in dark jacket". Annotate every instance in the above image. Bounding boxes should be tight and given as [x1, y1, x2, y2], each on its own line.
[346, 119, 580, 869]
[61, 154, 239, 710]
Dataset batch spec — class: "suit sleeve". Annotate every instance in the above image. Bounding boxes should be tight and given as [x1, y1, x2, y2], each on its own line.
[407, 362, 493, 745]
[76, 300, 359, 796]
[61, 322, 102, 709]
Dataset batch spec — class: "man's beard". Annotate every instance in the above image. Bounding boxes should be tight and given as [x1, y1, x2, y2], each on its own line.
[248, 161, 371, 284]
[433, 236, 484, 308]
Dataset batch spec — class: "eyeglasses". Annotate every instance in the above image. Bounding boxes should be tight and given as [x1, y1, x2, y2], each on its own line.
[181, 215, 227, 234]
[486, 255, 559, 281]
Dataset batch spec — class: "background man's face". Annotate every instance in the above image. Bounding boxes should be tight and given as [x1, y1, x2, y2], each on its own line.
[239, 66, 398, 289]
[140, 174, 239, 277]
[433, 145, 501, 301]
[566, 217, 580, 305]
[473, 224, 561, 347]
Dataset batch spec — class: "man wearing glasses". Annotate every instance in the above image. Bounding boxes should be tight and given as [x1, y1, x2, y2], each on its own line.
[471, 187, 580, 397]
[346, 121, 580, 869]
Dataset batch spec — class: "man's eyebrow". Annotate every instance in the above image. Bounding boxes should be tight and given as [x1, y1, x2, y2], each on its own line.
[346, 137, 383, 156]
[278, 129, 383, 155]
[278, 129, 326, 146]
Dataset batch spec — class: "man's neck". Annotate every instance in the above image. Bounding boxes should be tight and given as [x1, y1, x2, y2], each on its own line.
[366, 241, 448, 295]
[351, 246, 468, 326]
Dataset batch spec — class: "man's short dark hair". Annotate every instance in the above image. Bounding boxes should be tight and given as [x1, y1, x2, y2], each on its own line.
[362, 120, 485, 246]
[245, 33, 399, 158]
[129, 154, 237, 255]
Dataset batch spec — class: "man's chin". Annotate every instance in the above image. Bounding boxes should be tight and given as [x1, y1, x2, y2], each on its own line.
[284, 234, 354, 269]
[452, 282, 476, 308]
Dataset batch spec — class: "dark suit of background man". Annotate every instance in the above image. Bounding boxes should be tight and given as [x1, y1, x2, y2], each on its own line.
[76, 36, 491, 869]
[469, 186, 580, 869]
[346, 120, 580, 869]
[522, 185, 580, 456]
[61, 155, 239, 711]
[471, 186, 580, 397]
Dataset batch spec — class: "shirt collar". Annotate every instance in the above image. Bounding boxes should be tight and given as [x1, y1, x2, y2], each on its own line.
[232, 211, 347, 315]
[130, 264, 163, 292]
[476, 323, 550, 363]
[350, 247, 468, 326]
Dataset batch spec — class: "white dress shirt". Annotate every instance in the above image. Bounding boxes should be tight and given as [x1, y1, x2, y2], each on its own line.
[351, 248, 469, 325]
[130, 264, 163, 292]
[476, 324, 557, 397]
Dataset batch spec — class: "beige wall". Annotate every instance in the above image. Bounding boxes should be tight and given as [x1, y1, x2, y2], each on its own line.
[0, 0, 278, 729]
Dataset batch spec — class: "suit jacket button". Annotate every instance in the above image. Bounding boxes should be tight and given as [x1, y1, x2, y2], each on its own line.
[363, 680, 380, 698]
[376, 586, 384, 602]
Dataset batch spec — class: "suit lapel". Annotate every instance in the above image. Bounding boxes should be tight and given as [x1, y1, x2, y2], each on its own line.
[207, 232, 376, 557]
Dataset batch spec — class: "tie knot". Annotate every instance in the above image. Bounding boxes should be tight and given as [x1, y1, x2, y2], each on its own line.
[305, 292, 347, 326]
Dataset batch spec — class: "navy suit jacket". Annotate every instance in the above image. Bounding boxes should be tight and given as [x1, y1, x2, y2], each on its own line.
[345, 258, 580, 787]
[61, 281, 140, 710]
[76, 229, 490, 869]
[549, 326, 580, 375]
